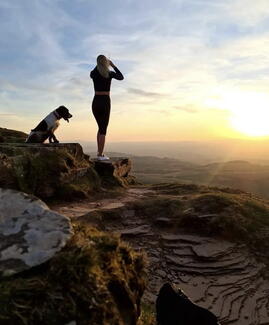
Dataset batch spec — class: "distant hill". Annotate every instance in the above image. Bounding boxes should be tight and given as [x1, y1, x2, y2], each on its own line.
[0, 127, 27, 143]
[92, 152, 269, 199]
[2, 128, 269, 199]
[81, 139, 269, 164]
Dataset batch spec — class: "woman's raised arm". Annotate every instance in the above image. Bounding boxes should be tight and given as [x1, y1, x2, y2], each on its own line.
[109, 61, 124, 80]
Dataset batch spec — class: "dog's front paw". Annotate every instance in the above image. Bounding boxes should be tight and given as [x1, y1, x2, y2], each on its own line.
[54, 139, 59, 143]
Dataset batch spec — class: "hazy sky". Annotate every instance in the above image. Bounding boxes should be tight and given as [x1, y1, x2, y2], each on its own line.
[1, 0, 269, 141]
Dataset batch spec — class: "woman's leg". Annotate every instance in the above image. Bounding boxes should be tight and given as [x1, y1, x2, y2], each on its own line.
[97, 131, 106, 156]
[92, 96, 110, 156]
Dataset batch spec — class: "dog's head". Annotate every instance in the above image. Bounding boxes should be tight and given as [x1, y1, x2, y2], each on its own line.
[56, 106, 73, 122]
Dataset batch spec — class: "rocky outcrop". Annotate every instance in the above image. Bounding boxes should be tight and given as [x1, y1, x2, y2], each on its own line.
[0, 143, 136, 200]
[0, 143, 100, 199]
[0, 188, 73, 277]
[0, 224, 146, 324]
[94, 157, 136, 187]
[0, 127, 27, 143]
[73, 184, 269, 325]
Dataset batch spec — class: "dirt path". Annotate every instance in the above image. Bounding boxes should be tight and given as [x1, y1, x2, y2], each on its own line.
[52, 186, 155, 218]
[52, 185, 269, 325]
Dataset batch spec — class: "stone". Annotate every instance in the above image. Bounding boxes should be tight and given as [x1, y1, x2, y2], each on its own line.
[0, 188, 73, 276]
[120, 225, 151, 236]
[161, 234, 207, 244]
[94, 157, 135, 187]
[156, 217, 171, 225]
[0, 224, 146, 325]
[156, 269, 167, 278]
[0, 141, 136, 199]
[191, 241, 236, 259]
[197, 214, 219, 219]
[94, 157, 131, 177]
[0, 143, 101, 199]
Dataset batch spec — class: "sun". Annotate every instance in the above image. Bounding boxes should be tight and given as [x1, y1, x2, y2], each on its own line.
[230, 112, 269, 136]
[221, 91, 269, 137]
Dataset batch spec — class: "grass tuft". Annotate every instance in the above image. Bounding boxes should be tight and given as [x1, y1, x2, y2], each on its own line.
[0, 224, 146, 325]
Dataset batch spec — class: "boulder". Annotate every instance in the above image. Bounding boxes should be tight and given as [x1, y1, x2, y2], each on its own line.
[0, 143, 101, 199]
[94, 157, 136, 187]
[0, 143, 136, 199]
[0, 188, 73, 277]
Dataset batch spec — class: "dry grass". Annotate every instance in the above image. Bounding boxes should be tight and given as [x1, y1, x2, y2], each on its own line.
[0, 224, 146, 325]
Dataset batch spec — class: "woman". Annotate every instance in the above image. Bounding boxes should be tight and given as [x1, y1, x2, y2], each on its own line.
[90, 55, 124, 161]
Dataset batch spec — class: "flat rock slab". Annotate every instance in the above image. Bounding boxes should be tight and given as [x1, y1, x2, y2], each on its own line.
[120, 225, 151, 236]
[0, 142, 87, 159]
[161, 233, 208, 244]
[192, 241, 236, 259]
[0, 188, 73, 277]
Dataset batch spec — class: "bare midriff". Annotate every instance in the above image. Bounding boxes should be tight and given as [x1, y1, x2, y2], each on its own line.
[95, 91, 110, 96]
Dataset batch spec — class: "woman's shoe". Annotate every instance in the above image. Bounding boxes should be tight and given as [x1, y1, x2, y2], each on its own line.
[97, 155, 110, 161]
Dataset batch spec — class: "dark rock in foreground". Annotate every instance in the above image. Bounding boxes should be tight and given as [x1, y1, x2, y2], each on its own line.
[156, 283, 219, 325]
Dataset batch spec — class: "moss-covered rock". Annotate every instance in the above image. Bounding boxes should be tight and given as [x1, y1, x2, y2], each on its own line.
[0, 142, 136, 200]
[0, 224, 146, 325]
[0, 143, 101, 200]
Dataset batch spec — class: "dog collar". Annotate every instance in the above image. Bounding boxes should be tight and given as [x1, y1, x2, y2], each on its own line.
[53, 110, 60, 119]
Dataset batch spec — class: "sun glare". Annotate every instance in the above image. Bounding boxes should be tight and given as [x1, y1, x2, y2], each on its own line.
[221, 92, 269, 137]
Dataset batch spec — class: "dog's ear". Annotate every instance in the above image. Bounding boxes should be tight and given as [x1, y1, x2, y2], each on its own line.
[58, 105, 68, 110]
[56, 106, 67, 115]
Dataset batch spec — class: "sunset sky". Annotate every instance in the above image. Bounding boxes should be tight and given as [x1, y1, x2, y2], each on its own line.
[1, 0, 269, 142]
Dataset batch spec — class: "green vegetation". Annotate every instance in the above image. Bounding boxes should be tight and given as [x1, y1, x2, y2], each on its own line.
[188, 192, 269, 246]
[138, 303, 155, 325]
[121, 184, 269, 256]
[0, 145, 101, 200]
[0, 224, 146, 325]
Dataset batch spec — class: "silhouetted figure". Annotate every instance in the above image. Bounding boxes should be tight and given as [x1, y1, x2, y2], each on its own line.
[156, 283, 220, 325]
[90, 55, 124, 161]
[26, 106, 72, 143]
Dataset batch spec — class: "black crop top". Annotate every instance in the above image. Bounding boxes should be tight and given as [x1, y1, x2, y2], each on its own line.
[90, 66, 124, 91]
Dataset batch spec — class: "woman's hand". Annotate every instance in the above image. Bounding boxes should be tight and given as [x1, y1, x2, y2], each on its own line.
[109, 60, 116, 68]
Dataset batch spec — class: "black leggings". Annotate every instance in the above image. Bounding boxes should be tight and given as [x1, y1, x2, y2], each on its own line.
[92, 95, 111, 135]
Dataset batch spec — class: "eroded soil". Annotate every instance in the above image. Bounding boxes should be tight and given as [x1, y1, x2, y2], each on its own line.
[51, 185, 269, 325]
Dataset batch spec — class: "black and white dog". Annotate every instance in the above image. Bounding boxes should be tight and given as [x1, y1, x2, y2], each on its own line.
[26, 106, 72, 143]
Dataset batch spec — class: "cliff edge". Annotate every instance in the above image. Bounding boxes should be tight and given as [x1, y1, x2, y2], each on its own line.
[0, 142, 134, 200]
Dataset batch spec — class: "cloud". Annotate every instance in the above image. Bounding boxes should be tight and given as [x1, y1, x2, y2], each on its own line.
[223, 0, 269, 26]
[174, 106, 198, 114]
[127, 88, 164, 98]
[1, 0, 269, 140]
